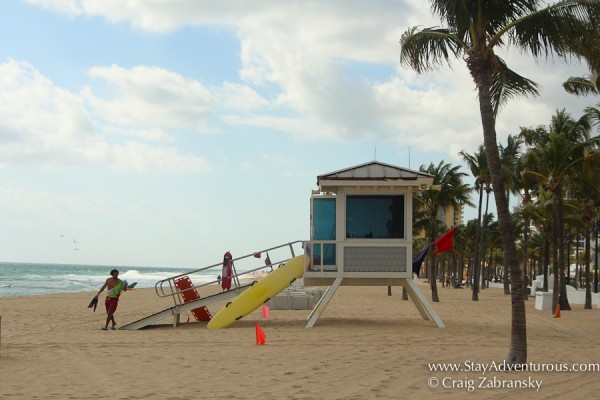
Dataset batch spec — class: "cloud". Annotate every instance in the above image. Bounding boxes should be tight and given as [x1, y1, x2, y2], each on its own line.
[21, 1, 595, 160]
[0, 59, 211, 173]
[24, 1, 433, 144]
[218, 81, 269, 111]
[110, 141, 212, 173]
[87, 64, 217, 134]
[0, 59, 94, 163]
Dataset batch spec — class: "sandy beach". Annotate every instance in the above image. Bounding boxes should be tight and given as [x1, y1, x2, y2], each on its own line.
[1, 281, 599, 399]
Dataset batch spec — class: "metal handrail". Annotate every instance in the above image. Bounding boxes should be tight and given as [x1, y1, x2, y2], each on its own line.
[154, 241, 306, 306]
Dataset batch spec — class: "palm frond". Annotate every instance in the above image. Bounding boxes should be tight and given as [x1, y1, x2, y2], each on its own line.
[503, 1, 600, 60]
[429, 0, 472, 40]
[431, 0, 537, 35]
[400, 26, 464, 74]
[563, 76, 599, 96]
[584, 104, 600, 131]
[490, 57, 539, 116]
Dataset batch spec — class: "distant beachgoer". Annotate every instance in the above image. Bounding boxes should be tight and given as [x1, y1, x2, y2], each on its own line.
[217, 275, 222, 285]
[221, 252, 233, 291]
[95, 269, 127, 330]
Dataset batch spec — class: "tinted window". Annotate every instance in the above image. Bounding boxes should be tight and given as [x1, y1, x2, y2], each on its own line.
[313, 198, 336, 240]
[346, 195, 404, 239]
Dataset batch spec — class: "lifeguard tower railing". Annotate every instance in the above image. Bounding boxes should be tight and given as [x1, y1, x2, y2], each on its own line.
[155, 240, 306, 307]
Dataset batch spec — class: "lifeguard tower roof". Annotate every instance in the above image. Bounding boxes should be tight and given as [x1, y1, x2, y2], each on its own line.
[317, 161, 435, 192]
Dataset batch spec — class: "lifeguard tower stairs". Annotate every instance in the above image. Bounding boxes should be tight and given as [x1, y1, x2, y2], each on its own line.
[120, 241, 305, 330]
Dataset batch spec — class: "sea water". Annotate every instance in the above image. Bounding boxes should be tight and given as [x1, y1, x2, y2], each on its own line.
[0, 262, 216, 297]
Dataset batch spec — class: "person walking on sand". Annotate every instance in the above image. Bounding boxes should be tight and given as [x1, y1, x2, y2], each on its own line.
[95, 269, 127, 330]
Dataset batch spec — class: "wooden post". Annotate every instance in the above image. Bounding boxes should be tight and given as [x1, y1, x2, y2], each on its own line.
[402, 287, 409, 300]
[387, 286, 392, 296]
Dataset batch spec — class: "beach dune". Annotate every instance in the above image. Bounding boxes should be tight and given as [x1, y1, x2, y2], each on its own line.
[1, 281, 598, 399]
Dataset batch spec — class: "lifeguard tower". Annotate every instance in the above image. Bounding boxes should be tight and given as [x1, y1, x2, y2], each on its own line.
[305, 161, 445, 328]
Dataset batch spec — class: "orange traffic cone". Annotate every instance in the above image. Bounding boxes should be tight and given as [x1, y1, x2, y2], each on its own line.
[256, 323, 266, 345]
[553, 304, 561, 318]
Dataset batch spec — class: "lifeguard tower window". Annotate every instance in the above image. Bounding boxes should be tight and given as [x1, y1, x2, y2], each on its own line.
[346, 195, 405, 239]
[312, 197, 336, 268]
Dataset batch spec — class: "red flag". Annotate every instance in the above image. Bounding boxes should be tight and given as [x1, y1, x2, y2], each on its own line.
[255, 323, 266, 345]
[433, 227, 458, 254]
[262, 304, 270, 318]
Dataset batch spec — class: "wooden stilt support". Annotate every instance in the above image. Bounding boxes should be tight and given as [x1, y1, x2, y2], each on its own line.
[306, 278, 343, 328]
[402, 279, 445, 328]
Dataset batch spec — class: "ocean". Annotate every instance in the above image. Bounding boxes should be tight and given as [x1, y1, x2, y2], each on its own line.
[0, 262, 215, 298]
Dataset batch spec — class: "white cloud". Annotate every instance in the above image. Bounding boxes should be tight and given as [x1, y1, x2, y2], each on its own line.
[110, 141, 212, 173]
[21, 1, 596, 161]
[87, 64, 217, 134]
[24, 1, 432, 144]
[0, 60, 211, 173]
[0, 59, 94, 162]
[218, 81, 269, 111]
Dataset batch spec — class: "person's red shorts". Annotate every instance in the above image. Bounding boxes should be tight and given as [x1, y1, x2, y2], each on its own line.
[105, 297, 119, 314]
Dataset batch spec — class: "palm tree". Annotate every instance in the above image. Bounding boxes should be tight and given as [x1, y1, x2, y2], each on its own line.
[459, 146, 489, 300]
[479, 212, 495, 289]
[400, 0, 600, 364]
[416, 161, 472, 302]
[485, 220, 502, 284]
[453, 223, 473, 287]
[499, 135, 530, 295]
[525, 188, 554, 291]
[499, 134, 524, 206]
[518, 130, 553, 292]
[571, 149, 600, 308]
[521, 109, 594, 313]
[563, 5, 599, 97]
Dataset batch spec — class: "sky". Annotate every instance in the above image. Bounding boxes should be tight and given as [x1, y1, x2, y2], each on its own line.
[0, 0, 595, 268]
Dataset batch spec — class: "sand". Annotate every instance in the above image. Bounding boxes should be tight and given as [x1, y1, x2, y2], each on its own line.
[1, 281, 599, 399]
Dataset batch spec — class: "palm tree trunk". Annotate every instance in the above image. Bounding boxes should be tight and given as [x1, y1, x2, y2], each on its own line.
[488, 247, 494, 285]
[585, 225, 592, 309]
[480, 188, 491, 291]
[438, 253, 446, 287]
[522, 219, 529, 301]
[477, 81, 527, 364]
[557, 193, 571, 310]
[473, 185, 483, 301]
[503, 263, 510, 295]
[456, 261, 469, 285]
[543, 237, 550, 292]
[552, 192, 560, 314]
[429, 218, 440, 302]
[453, 253, 458, 288]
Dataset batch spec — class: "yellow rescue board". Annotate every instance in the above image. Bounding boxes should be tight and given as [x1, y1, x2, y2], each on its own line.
[207, 255, 309, 329]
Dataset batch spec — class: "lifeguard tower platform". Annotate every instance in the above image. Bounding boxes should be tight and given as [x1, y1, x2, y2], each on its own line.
[304, 161, 445, 328]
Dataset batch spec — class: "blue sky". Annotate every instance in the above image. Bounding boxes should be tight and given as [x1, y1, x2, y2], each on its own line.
[0, 0, 594, 268]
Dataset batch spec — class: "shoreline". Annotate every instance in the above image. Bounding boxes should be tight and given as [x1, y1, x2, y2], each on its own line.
[1, 282, 599, 399]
